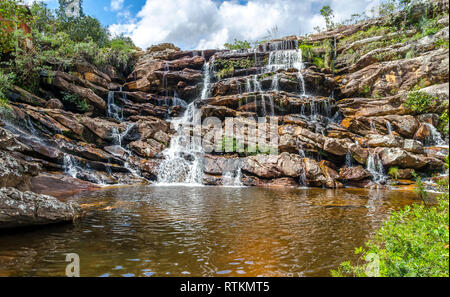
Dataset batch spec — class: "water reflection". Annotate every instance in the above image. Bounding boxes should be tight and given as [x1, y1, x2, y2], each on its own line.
[0, 186, 419, 277]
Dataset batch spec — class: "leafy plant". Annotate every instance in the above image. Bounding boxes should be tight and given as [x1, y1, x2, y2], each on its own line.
[388, 167, 400, 179]
[61, 92, 89, 112]
[224, 39, 252, 51]
[439, 108, 449, 135]
[412, 171, 428, 202]
[320, 5, 335, 30]
[404, 90, 437, 114]
[0, 69, 15, 108]
[332, 173, 449, 277]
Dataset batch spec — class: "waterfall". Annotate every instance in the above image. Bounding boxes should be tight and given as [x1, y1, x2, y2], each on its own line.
[163, 62, 170, 98]
[222, 160, 243, 187]
[107, 90, 124, 121]
[201, 56, 214, 100]
[157, 55, 214, 185]
[367, 153, 386, 184]
[423, 123, 446, 147]
[265, 40, 306, 96]
[63, 154, 79, 178]
[370, 120, 377, 133]
[386, 121, 393, 135]
[345, 151, 354, 167]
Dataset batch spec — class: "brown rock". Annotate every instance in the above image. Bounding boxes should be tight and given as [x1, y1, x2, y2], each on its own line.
[339, 166, 371, 181]
[0, 187, 82, 229]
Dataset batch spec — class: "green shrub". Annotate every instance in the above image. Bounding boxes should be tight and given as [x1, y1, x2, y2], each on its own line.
[404, 90, 437, 114]
[362, 85, 372, 97]
[0, 70, 15, 108]
[439, 108, 449, 135]
[412, 171, 428, 202]
[224, 39, 252, 50]
[0, 0, 33, 54]
[388, 167, 399, 179]
[61, 92, 89, 112]
[1, 1, 138, 92]
[332, 176, 449, 277]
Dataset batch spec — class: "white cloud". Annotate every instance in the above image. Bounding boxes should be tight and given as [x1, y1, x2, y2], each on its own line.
[111, 0, 124, 11]
[109, 0, 379, 50]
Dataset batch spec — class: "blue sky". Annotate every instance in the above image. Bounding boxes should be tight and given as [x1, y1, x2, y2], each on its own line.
[24, 0, 382, 50]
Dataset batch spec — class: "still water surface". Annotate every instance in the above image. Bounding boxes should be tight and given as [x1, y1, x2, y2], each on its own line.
[0, 186, 419, 277]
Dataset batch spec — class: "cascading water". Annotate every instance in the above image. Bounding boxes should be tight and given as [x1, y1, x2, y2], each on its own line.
[367, 153, 386, 184]
[107, 90, 124, 121]
[386, 121, 393, 135]
[423, 123, 446, 147]
[265, 40, 306, 96]
[345, 151, 354, 167]
[222, 159, 244, 187]
[157, 55, 214, 185]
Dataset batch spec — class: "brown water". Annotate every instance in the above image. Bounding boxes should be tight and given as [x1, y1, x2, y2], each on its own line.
[0, 186, 420, 277]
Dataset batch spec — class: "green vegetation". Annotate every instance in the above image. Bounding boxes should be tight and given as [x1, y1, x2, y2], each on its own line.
[0, 0, 33, 54]
[0, 0, 138, 93]
[388, 167, 399, 179]
[0, 69, 15, 108]
[404, 89, 438, 114]
[362, 85, 372, 98]
[297, 40, 333, 70]
[332, 161, 449, 277]
[224, 39, 252, 50]
[214, 57, 255, 79]
[320, 5, 335, 31]
[61, 92, 89, 113]
[439, 108, 449, 135]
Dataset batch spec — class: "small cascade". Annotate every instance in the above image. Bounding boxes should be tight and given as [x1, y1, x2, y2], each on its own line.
[367, 153, 386, 184]
[370, 120, 377, 133]
[163, 62, 170, 98]
[423, 123, 446, 147]
[386, 121, 393, 135]
[63, 154, 79, 178]
[201, 56, 214, 100]
[107, 90, 124, 121]
[264, 40, 306, 97]
[222, 160, 243, 187]
[345, 151, 354, 167]
[252, 75, 263, 92]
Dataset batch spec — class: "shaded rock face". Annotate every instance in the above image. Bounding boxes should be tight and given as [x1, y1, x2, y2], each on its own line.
[0, 0, 448, 193]
[0, 188, 81, 229]
[0, 128, 41, 190]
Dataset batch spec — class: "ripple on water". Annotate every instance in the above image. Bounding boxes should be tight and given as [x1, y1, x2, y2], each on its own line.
[0, 186, 419, 277]
[216, 270, 232, 275]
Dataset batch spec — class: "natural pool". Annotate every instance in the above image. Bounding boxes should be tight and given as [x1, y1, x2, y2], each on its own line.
[0, 186, 420, 277]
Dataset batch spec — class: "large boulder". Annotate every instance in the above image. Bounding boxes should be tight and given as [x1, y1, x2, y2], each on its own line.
[0, 187, 82, 229]
[242, 153, 304, 179]
[339, 166, 371, 181]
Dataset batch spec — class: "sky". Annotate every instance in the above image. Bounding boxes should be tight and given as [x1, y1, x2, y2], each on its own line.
[22, 0, 382, 50]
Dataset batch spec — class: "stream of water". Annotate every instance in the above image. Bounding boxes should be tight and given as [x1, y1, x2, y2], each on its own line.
[0, 186, 419, 277]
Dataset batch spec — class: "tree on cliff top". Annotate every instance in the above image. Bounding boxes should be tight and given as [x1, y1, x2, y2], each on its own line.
[320, 5, 335, 31]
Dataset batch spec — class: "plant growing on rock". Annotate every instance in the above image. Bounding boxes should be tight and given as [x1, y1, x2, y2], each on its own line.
[61, 91, 89, 112]
[0, 70, 15, 108]
[388, 167, 400, 179]
[404, 90, 437, 114]
[224, 39, 252, 51]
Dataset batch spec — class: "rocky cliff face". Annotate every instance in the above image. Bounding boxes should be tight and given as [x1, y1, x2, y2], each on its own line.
[0, 0, 448, 192]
